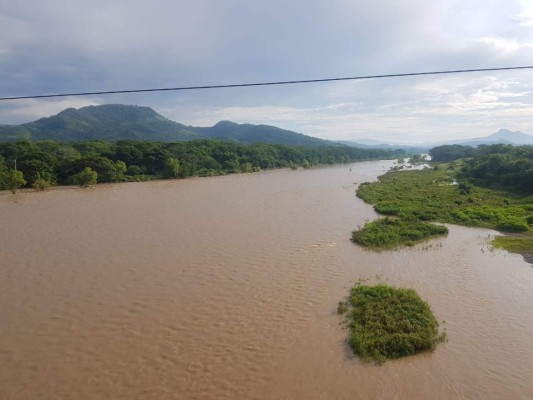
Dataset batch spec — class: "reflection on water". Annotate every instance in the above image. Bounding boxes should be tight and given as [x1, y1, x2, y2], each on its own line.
[1, 161, 532, 400]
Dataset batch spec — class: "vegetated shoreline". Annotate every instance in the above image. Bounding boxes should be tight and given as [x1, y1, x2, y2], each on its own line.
[355, 160, 533, 264]
[338, 283, 446, 363]
[0, 139, 406, 193]
[0, 157, 396, 196]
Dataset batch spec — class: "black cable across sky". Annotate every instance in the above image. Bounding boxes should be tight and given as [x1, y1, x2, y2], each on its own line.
[1, 65, 533, 101]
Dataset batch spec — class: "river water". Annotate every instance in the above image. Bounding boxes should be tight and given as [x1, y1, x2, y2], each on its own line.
[1, 160, 532, 400]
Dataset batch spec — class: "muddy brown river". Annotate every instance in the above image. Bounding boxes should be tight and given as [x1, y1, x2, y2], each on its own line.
[1, 160, 532, 399]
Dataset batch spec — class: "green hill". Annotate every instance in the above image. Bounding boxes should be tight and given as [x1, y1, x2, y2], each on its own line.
[191, 120, 333, 146]
[1, 104, 199, 142]
[0, 104, 335, 147]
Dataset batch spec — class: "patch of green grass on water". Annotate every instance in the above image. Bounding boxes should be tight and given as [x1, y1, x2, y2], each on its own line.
[351, 217, 448, 249]
[492, 234, 533, 254]
[341, 284, 444, 363]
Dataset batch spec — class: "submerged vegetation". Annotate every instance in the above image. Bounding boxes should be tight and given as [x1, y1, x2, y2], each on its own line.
[352, 217, 448, 249]
[355, 145, 533, 261]
[0, 139, 404, 191]
[339, 284, 444, 362]
[492, 234, 533, 261]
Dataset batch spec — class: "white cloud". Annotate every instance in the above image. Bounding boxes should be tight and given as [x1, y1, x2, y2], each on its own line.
[513, 0, 533, 26]
[0, 98, 101, 124]
[478, 37, 533, 54]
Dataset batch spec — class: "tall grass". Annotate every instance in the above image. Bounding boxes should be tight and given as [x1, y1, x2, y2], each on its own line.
[351, 217, 448, 249]
[341, 284, 444, 362]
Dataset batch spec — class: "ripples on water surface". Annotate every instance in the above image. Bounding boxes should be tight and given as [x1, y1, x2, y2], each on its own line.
[1, 160, 532, 399]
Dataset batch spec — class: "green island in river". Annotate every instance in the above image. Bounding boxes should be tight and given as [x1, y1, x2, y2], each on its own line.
[351, 217, 448, 249]
[339, 284, 445, 363]
[353, 144, 533, 264]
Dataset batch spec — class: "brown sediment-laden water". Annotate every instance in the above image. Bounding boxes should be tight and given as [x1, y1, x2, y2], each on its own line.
[1, 160, 532, 399]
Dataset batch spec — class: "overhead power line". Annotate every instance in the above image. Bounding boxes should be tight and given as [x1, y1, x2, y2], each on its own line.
[1, 65, 533, 101]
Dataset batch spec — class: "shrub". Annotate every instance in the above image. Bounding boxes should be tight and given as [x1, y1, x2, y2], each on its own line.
[31, 172, 53, 191]
[4, 170, 26, 194]
[33, 177, 51, 191]
[337, 301, 348, 314]
[163, 157, 180, 178]
[73, 167, 97, 188]
[458, 182, 472, 195]
[451, 211, 470, 223]
[495, 217, 529, 233]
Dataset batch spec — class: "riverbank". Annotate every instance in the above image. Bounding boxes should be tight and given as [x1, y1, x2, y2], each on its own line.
[0, 139, 405, 193]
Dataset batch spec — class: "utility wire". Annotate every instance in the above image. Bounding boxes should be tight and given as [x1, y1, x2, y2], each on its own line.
[1, 65, 533, 101]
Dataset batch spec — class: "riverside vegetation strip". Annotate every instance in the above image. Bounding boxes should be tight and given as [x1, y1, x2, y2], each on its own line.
[0, 139, 405, 192]
[354, 160, 533, 262]
[339, 284, 445, 363]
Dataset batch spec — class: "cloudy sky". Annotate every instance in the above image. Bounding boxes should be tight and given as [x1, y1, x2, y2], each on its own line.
[1, 0, 533, 143]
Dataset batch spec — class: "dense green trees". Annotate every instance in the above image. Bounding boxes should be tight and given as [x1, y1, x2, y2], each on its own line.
[2, 139, 530, 195]
[429, 144, 476, 162]
[429, 144, 533, 194]
[461, 145, 533, 194]
[0, 139, 404, 190]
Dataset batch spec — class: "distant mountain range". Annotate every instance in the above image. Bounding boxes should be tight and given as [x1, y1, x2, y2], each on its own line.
[337, 139, 428, 152]
[453, 129, 533, 146]
[343, 129, 533, 149]
[0, 104, 336, 147]
[2, 105, 532, 149]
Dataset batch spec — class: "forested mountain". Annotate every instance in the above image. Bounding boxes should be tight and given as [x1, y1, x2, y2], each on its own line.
[338, 129, 533, 150]
[0, 105, 199, 142]
[191, 121, 332, 146]
[337, 139, 428, 153]
[0, 104, 335, 147]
